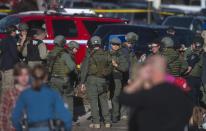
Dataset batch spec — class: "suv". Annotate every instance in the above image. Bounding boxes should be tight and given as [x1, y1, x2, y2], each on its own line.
[0, 11, 126, 64]
[93, 24, 195, 53]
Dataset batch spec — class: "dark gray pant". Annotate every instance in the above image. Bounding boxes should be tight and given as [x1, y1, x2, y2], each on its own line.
[86, 76, 110, 124]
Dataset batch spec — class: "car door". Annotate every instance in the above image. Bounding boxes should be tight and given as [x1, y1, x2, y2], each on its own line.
[192, 19, 203, 32]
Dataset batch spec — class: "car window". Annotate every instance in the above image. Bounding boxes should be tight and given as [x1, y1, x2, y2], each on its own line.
[163, 17, 193, 28]
[52, 20, 78, 37]
[73, 2, 93, 8]
[83, 20, 122, 35]
[0, 15, 20, 33]
[192, 19, 203, 32]
[27, 20, 45, 29]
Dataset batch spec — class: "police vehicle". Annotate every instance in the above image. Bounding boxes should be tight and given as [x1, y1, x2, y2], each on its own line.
[0, 9, 126, 64]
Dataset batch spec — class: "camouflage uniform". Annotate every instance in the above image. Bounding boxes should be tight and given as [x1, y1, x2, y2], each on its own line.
[110, 38, 129, 122]
[48, 36, 78, 114]
[81, 36, 112, 126]
[120, 32, 138, 118]
[186, 36, 204, 104]
[161, 37, 187, 77]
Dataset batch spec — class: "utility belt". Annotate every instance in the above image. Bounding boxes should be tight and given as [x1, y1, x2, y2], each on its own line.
[25, 119, 65, 130]
[51, 74, 66, 79]
[28, 121, 49, 128]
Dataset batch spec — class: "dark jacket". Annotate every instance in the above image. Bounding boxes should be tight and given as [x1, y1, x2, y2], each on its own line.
[0, 36, 19, 70]
[120, 82, 193, 131]
[110, 49, 129, 79]
[201, 52, 206, 84]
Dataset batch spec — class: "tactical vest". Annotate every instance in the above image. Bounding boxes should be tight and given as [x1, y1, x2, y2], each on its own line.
[111, 50, 123, 79]
[88, 49, 112, 78]
[52, 51, 70, 77]
[190, 53, 203, 77]
[27, 39, 41, 61]
[162, 48, 182, 77]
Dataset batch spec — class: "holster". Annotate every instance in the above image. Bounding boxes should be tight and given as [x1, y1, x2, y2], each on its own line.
[21, 118, 29, 131]
[49, 119, 65, 131]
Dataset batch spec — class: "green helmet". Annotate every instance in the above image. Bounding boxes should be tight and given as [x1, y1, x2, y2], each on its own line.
[125, 32, 139, 43]
[110, 37, 121, 45]
[68, 41, 79, 49]
[54, 35, 66, 47]
[18, 23, 29, 31]
[161, 37, 174, 48]
[90, 36, 101, 45]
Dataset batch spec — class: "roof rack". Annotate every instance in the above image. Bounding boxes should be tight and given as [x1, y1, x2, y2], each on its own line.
[63, 8, 96, 15]
[18, 9, 96, 17]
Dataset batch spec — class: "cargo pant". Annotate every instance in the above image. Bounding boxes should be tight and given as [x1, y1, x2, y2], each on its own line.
[187, 76, 201, 105]
[112, 79, 122, 119]
[201, 84, 206, 105]
[86, 76, 110, 124]
[50, 77, 74, 114]
[1, 69, 14, 89]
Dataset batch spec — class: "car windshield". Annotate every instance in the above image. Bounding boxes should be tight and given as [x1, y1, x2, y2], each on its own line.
[0, 15, 20, 33]
[163, 17, 193, 28]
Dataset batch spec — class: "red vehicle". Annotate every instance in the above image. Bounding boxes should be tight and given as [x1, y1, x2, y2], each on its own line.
[0, 11, 126, 64]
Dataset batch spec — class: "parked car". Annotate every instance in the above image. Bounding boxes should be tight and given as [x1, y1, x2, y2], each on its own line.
[162, 16, 206, 32]
[119, 2, 159, 24]
[0, 10, 126, 64]
[0, 13, 7, 20]
[93, 24, 195, 53]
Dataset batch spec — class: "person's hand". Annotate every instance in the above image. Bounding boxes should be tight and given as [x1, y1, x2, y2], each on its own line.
[128, 79, 132, 85]
[80, 84, 86, 92]
[124, 78, 143, 94]
[138, 65, 151, 81]
[112, 60, 118, 67]
[19, 34, 27, 46]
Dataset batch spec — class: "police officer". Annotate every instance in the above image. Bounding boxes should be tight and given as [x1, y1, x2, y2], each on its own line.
[17, 23, 29, 49]
[110, 37, 129, 123]
[81, 36, 112, 128]
[161, 37, 186, 77]
[185, 36, 204, 104]
[0, 25, 19, 89]
[122, 32, 139, 78]
[120, 32, 139, 119]
[48, 35, 79, 114]
[22, 28, 48, 67]
[165, 26, 179, 45]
